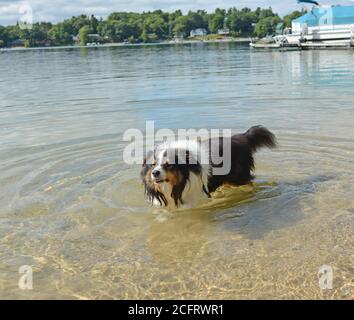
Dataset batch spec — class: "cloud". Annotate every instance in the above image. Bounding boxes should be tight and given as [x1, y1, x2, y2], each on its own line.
[0, 0, 353, 25]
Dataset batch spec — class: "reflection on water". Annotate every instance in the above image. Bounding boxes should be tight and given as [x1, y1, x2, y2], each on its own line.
[0, 43, 353, 299]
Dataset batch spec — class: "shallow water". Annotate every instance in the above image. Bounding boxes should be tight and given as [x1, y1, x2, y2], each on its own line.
[0, 43, 353, 299]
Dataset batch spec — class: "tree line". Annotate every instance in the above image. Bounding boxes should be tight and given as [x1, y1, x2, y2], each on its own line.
[0, 8, 304, 48]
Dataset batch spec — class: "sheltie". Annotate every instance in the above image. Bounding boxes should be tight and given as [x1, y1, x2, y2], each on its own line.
[141, 126, 276, 209]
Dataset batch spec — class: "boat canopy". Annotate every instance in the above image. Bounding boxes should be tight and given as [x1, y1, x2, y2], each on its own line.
[297, 0, 319, 6]
[294, 5, 354, 27]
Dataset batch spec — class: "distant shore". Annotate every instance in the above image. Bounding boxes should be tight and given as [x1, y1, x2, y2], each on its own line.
[0, 38, 251, 52]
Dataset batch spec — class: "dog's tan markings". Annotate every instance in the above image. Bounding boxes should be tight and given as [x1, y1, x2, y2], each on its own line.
[145, 169, 154, 185]
[165, 170, 179, 187]
[145, 169, 151, 180]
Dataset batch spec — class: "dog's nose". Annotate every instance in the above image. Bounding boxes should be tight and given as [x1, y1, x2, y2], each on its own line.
[152, 170, 160, 178]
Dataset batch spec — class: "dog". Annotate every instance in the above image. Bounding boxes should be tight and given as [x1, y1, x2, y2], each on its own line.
[141, 126, 276, 209]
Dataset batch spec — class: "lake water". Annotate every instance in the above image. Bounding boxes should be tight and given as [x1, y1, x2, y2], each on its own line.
[0, 43, 353, 299]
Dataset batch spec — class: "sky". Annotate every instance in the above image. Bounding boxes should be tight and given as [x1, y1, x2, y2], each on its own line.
[1, 0, 353, 26]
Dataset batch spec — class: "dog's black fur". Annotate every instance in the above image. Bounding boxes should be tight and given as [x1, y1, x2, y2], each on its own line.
[205, 126, 276, 192]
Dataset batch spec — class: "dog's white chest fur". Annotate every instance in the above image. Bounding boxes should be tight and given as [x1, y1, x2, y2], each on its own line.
[153, 172, 209, 209]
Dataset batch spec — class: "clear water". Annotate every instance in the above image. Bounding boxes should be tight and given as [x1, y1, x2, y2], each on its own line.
[0, 43, 353, 299]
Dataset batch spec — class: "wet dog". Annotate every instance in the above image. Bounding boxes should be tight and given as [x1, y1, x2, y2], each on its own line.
[141, 126, 276, 209]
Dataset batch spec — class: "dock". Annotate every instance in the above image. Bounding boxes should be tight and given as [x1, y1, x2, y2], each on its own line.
[250, 41, 354, 50]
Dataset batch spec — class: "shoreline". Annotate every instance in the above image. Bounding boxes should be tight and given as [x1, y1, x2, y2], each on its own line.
[0, 38, 251, 52]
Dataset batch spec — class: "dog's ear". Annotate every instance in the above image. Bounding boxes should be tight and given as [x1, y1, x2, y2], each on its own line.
[171, 176, 187, 206]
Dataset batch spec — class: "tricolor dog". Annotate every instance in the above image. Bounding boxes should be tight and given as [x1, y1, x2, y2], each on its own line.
[141, 126, 276, 209]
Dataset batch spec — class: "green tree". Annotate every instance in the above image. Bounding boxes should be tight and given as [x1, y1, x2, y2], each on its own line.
[172, 11, 206, 38]
[208, 8, 225, 33]
[0, 25, 5, 46]
[21, 22, 52, 47]
[142, 13, 168, 40]
[97, 21, 113, 42]
[187, 11, 208, 30]
[258, 7, 277, 19]
[116, 21, 139, 41]
[66, 15, 91, 35]
[3, 25, 21, 45]
[105, 12, 142, 41]
[254, 16, 281, 38]
[226, 8, 257, 36]
[48, 24, 72, 46]
[24, 39, 31, 48]
[0, 8, 305, 47]
[283, 10, 304, 28]
[79, 25, 90, 45]
[141, 29, 149, 42]
[169, 10, 182, 23]
[90, 15, 99, 33]
[172, 16, 188, 37]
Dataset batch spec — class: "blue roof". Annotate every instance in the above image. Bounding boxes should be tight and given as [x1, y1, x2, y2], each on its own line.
[294, 5, 354, 26]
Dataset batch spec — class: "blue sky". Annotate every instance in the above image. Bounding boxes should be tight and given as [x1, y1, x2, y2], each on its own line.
[0, 0, 353, 25]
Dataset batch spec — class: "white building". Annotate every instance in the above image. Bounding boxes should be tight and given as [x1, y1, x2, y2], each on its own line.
[190, 28, 207, 37]
[217, 28, 230, 35]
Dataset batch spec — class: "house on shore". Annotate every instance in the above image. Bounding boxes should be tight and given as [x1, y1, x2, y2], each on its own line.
[73, 33, 102, 45]
[87, 34, 101, 42]
[190, 28, 207, 37]
[217, 28, 231, 36]
[72, 34, 79, 42]
[9, 39, 26, 48]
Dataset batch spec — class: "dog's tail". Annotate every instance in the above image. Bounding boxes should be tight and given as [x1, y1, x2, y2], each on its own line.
[244, 126, 277, 152]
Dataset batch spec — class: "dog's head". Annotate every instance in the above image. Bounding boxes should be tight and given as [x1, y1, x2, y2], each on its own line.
[141, 143, 208, 207]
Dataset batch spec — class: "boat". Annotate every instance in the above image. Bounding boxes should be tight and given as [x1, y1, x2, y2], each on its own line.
[283, 0, 354, 45]
[251, 0, 354, 49]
